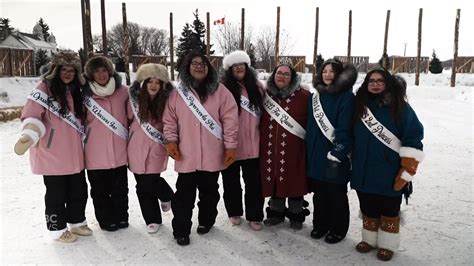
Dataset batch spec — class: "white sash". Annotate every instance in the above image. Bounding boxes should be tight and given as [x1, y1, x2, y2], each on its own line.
[361, 106, 402, 153]
[311, 90, 335, 143]
[128, 94, 166, 145]
[176, 84, 223, 140]
[28, 88, 84, 136]
[263, 94, 306, 140]
[240, 95, 260, 118]
[83, 96, 128, 140]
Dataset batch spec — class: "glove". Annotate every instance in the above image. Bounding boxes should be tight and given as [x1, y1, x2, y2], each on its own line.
[14, 134, 35, 155]
[223, 148, 237, 168]
[164, 142, 181, 161]
[393, 168, 415, 191]
[401, 157, 419, 175]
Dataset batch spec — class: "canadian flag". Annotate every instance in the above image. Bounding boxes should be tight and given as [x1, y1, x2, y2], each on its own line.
[213, 17, 225, 25]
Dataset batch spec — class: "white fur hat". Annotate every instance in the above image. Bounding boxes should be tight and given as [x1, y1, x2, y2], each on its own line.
[136, 63, 169, 86]
[223, 50, 250, 70]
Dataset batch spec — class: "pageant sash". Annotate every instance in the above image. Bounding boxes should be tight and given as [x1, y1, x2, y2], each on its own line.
[311, 90, 335, 143]
[240, 95, 260, 118]
[176, 84, 223, 140]
[28, 88, 84, 136]
[83, 96, 128, 140]
[361, 106, 401, 153]
[263, 94, 306, 140]
[128, 95, 165, 145]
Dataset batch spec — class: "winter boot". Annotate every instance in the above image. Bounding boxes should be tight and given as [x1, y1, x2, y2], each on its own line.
[377, 215, 400, 261]
[263, 207, 285, 226]
[356, 215, 380, 253]
[286, 199, 310, 230]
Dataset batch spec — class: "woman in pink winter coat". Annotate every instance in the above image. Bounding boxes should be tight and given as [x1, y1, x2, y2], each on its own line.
[163, 51, 239, 246]
[127, 63, 174, 234]
[82, 56, 129, 232]
[14, 52, 92, 243]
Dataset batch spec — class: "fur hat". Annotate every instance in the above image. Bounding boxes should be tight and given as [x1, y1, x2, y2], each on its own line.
[43, 52, 85, 85]
[223, 50, 251, 70]
[136, 63, 169, 85]
[84, 55, 115, 80]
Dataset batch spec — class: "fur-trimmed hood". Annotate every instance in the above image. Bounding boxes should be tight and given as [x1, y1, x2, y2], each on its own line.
[313, 63, 358, 94]
[266, 71, 302, 99]
[128, 79, 173, 103]
[84, 56, 115, 80]
[178, 64, 219, 95]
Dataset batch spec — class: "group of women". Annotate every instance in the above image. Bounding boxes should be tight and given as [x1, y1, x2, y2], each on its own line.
[14, 49, 424, 262]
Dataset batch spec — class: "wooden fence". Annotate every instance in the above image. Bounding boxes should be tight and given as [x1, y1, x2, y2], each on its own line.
[455, 56, 474, 73]
[334, 56, 370, 72]
[390, 56, 429, 73]
[0, 48, 35, 77]
[131, 55, 168, 72]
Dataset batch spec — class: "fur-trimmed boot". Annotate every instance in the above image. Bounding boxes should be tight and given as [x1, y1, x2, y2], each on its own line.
[356, 215, 380, 253]
[377, 215, 400, 261]
[286, 200, 310, 230]
[263, 206, 285, 226]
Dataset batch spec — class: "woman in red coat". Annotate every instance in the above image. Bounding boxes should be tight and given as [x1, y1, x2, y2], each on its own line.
[259, 63, 310, 230]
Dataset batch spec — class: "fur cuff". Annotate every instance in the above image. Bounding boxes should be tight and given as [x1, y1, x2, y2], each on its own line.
[21, 129, 40, 145]
[21, 117, 46, 137]
[327, 151, 341, 163]
[399, 146, 425, 162]
[401, 170, 414, 182]
[362, 228, 378, 247]
[68, 220, 87, 228]
[378, 229, 400, 251]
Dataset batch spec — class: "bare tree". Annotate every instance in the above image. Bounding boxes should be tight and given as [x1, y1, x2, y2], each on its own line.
[213, 22, 253, 55]
[254, 26, 293, 70]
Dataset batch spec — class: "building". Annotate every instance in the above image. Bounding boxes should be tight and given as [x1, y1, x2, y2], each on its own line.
[0, 22, 58, 56]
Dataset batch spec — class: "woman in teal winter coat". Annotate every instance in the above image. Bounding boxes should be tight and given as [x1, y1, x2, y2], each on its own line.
[351, 68, 424, 261]
[306, 59, 357, 244]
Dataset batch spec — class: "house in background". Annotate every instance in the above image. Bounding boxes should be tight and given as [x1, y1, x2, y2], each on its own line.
[0, 22, 58, 56]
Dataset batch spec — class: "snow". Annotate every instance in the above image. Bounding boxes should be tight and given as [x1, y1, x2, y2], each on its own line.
[1, 72, 473, 264]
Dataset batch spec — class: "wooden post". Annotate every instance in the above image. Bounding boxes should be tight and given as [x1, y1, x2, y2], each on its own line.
[415, 8, 423, 86]
[383, 10, 390, 69]
[80, 0, 89, 60]
[451, 9, 460, 88]
[100, 0, 108, 56]
[347, 10, 352, 63]
[84, 0, 94, 58]
[206, 12, 210, 58]
[169, 12, 175, 81]
[313, 7, 319, 77]
[274, 6, 280, 68]
[122, 3, 130, 85]
[240, 8, 245, 50]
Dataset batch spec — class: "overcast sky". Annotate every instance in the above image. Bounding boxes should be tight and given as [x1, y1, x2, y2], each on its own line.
[2, 0, 472, 63]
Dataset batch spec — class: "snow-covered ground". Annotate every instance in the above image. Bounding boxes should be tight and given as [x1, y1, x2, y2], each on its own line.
[0, 72, 473, 265]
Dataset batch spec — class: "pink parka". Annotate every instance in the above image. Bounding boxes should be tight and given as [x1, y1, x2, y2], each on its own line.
[20, 82, 84, 175]
[162, 83, 238, 173]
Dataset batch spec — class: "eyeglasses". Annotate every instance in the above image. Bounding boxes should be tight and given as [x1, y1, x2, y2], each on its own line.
[232, 63, 246, 68]
[60, 69, 75, 75]
[191, 61, 207, 68]
[276, 71, 291, 78]
[368, 79, 385, 85]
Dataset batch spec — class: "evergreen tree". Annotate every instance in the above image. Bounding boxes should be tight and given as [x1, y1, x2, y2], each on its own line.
[78, 48, 86, 68]
[175, 9, 214, 70]
[0, 17, 14, 41]
[35, 49, 50, 74]
[38, 18, 50, 41]
[378, 53, 391, 70]
[247, 43, 257, 68]
[429, 50, 443, 74]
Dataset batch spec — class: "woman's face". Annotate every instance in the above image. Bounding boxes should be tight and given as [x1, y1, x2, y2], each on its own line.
[60, 65, 76, 85]
[322, 64, 335, 86]
[93, 66, 110, 86]
[367, 72, 386, 94]
[274, 65, 292, 90]
[146, 78, 161, 99]
[231, 63, 246, 81]
[190, 57, 208, 82]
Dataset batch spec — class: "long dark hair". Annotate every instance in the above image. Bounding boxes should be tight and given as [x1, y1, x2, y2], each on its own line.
[354, 68, 407, 122]
[137, 79, 173, 122]
[47, 66, 84, 120]
[313, 58, 344, 88]
[178, 51, 218, 102]
[221, 64, 263, 114]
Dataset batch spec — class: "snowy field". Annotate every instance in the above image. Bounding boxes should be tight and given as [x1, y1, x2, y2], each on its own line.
[0, 72, 473, 265]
